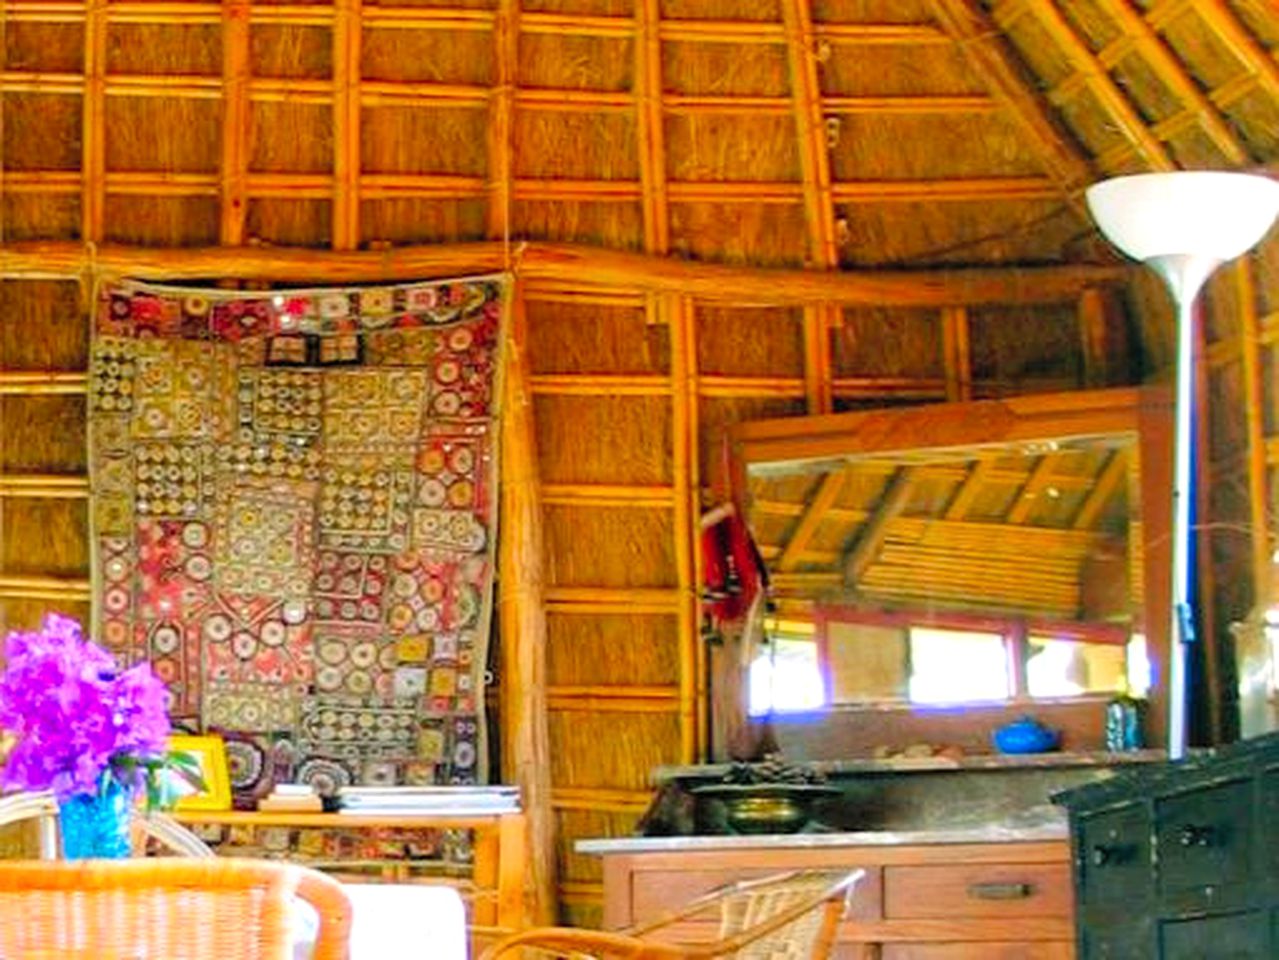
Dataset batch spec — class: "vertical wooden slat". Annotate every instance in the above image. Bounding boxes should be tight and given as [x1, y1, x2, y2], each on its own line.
[332, 0, 362, 250]
[1078, 288, 1109, 389]
[487, 0, 518, 246]
[497, 283, 555, 924]
[669, 291, 699, 762]
[802, 305, 834, 414]
[1236, 259, 1270, 607]
[635, 0, 668, 255]
[220, 0, 251, 246]
[81, 0, 108, 241]
[1193, 294, 1220, 743]
[942, 305, 972, 401]
[781, 0, 837, 269]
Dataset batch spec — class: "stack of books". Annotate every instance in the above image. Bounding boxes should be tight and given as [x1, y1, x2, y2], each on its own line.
[337, 785, 520, 816]
[257, 783, 324, 813]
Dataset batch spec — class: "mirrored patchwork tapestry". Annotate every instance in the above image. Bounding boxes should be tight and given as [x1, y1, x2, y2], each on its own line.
[89, 275, 506, 802]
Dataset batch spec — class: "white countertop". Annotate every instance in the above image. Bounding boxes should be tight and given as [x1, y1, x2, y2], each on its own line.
[575, 821, 1068, 855]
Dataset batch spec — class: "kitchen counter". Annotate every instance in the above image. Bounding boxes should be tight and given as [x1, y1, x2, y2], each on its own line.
[576, 819, 1068, 854]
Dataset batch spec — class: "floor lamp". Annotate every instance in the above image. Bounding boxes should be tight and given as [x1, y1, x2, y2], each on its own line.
[1086, 171, 1279, 760]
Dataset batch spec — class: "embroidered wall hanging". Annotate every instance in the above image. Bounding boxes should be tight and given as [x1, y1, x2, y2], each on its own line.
[88, 275, 506, 802]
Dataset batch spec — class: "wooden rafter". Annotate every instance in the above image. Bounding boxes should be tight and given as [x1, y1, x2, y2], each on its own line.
[1093, 0, 1249, 166]
[1180, 0, 1279, 101]
[845, 469, 918, 585]
[635, 0, 669, 255]
[1015, 0, 1173, 172]
[944, 459, 994, 521]
[80, 0, 108, 241]
[487, 0, 519, 245]
[926, 0, 1094, 198]
[1004, 453, 1059, 525]
[1072, 449, 1127, 530]
[219, 0, 251, 245]
[332, 0, 362, 249]
[777, 470, 848, 572]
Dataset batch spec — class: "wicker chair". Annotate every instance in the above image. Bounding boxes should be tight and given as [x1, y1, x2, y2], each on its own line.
[0, 857, 351, 960]
[0, 790, 214, 858]
[481, 869, 865, 960]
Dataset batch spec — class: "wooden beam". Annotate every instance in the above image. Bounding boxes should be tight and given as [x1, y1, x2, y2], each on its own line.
[845, 469, 918, 585]
[332, 0, 362, 249]
[497, 283, 556, 925]
[1186, 0, 1279, 101]
[1016, 0, 1173, 171]
[942, 305, 972, 401]
[1078, 287, 1110, 388]
[1072, 449, 1127, 530]
[486, 0, 518, 245]
[1092, 0, 1249, 165]
[1004, 453, 1060, 525]
[802, 305, 835, 414]
[668, 293, 700, 762]
[926, 0, 1094, 198]
[0, 240, 1129, 305]
[635, 0, 669, 255]
[777, 471, 848, 572]
[220, 0, 251, 245]
[944, 460, 994, 520]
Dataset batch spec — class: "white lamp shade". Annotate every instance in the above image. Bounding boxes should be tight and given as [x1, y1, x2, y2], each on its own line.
[1086, 171, 1279, 264]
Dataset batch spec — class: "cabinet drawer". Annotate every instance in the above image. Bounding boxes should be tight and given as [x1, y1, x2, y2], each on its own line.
[1160, 911, 1269, 959]
[883, 863, 1072, 920]
[1076, 802, 1151, 906]
[881, 945, 1073, 959]
[1155, 779, 1253, 905]
[1081, 921, 1152, 960]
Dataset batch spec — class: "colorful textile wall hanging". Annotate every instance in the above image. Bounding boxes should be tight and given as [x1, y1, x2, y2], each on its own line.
[88, 275, 507, 802]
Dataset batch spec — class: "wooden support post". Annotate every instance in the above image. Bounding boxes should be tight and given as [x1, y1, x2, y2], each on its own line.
[332, 0, 362, 249]
[487, 0, 519, 244]
[220, 0, 251, 245]
[803, 304, 835, 414]
[497, 283, 556, 924]
[942, 305, 972, 401]
[1237, 259, 1271, 607]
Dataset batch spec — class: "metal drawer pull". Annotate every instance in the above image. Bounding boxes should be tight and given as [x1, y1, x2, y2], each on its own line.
[967, 882, 1033, 900]
[1178, 824, 1218, 847]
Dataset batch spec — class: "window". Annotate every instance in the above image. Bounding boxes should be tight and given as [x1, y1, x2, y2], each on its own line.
[908, 627, 1011, 704]
[747, 621, 826, 716]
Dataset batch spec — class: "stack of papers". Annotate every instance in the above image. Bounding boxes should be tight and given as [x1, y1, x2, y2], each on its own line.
[258, 783, 324, 813]
[336, 785, 521, 816]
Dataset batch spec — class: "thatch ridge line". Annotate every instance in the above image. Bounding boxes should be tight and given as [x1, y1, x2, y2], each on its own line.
[0, 240, 1127, 305]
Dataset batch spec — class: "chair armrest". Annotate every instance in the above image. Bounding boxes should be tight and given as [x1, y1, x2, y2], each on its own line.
[480, 925, 692, 960]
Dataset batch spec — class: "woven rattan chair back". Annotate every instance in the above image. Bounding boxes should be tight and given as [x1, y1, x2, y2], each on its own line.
[0, 790, 214, 859]
[711, 872, 856, 960]
[0, 857, 351, 960]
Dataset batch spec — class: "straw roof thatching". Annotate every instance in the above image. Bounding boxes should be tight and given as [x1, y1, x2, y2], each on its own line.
[1, 0, 1277, 927]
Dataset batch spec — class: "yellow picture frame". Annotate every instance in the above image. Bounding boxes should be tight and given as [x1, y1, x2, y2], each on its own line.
[166, 735, 232, 812]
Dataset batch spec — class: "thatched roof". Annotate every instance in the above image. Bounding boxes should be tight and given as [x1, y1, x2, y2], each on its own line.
[1, 0, 1274, 275]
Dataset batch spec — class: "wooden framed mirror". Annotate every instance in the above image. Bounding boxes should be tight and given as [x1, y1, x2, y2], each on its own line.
[717, 386, 1174, 761]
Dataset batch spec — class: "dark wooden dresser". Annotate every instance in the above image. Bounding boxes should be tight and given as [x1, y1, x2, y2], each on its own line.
[1054, 732, 1279, 958]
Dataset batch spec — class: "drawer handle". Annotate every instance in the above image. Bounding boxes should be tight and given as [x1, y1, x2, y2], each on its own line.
[967, 882, 1033, 900]
[1178, 824, 1218, 848]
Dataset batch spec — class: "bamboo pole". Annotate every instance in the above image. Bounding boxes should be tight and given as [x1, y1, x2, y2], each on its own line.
[0, 240, 1128, 305]
[635, 0, 669, 255]
[332, 0, 362, 250]
[1236, 259, 1271, 610]
[487, 0, 517, 246]
[668, 293, 699, 762]
[220, 0, 251, 246]
[540, 483, 675, 508]
[777, 471, 846, 572]
[1072, 450, 1128, 531]
[0, 475, 90, 498]
[497, 284, 555, 926]
[1016, 0, 1173, 171]
[927, 0, 1093, 203]
[697, 376, 806, 398]
[0, 574, 92, 601]
[0, 372, 88, 394]
[81, 0, 108, 241]
[802, 305, 835, 414]
[941, 305, 971, 402]
[527, 374, 671, 396]
[544, 586, 680, 609]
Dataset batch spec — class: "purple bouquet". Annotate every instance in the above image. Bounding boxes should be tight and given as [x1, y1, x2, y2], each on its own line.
[0, 613, 197, 804]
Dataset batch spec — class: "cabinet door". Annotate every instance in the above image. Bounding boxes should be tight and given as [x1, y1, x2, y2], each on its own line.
[1077, 803, 1151, 907]
[1081, 922, 1152, 960]
[881, 945, 1072, 959]
[1155, 779, 1253, 911]
[1160, 912, 1269, 959]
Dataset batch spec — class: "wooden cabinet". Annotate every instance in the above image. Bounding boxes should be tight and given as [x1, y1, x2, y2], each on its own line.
[585, 835, 1075, 957]
[1057, 731, 1279, 959]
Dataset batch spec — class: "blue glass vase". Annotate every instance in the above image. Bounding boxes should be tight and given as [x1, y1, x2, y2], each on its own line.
[58, 779, 132, 859]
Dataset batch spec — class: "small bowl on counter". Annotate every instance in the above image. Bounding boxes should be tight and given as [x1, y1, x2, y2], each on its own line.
[689, 782, 843, 834]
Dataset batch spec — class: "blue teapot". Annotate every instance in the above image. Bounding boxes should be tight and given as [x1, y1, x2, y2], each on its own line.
[992, 715, 1060, 754]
